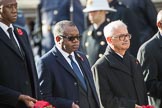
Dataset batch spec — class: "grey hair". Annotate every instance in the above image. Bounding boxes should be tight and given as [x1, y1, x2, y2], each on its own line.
[157, 10, 162, 23]
[103, 20, 127, 39]
[54, 20, 76, 37]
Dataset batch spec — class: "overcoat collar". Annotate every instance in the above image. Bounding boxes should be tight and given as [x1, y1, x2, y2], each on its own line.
[156, 32, 162, 48]
[104, 46, 132, 76]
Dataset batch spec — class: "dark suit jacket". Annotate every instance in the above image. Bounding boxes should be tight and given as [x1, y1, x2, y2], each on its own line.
[137, 32, 162, 108]
[92, 46, 148, 108]
[36, 46, 100, 108]
[0, 26, 40, 108]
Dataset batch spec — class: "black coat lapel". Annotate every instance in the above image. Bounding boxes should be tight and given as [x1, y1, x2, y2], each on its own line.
[105, 54, 131, 76]
[52, 47, 78, 79]
[74, 52, 100, 105]
[0, 27, 23, 59]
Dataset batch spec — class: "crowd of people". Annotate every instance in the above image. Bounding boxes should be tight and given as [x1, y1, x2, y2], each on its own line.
[0, 0, 162, 108]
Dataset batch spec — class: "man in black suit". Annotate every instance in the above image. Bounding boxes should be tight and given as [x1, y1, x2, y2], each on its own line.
[36, 20, 100, 108]
[92, 20, 148, 108]
[0, 0, 40, 108]
[137, 10, 162, 108]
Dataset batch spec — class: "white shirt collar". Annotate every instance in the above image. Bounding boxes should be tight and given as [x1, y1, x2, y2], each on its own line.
[0, 22, 14, 38]
[56, 45, 75, 59]
[115, 52, 123, 58]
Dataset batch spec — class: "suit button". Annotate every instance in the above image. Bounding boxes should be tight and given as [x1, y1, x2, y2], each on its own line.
[74, 82, 77, 86]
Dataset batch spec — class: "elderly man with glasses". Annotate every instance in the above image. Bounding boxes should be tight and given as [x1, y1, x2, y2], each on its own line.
[92, 20, 148, 108]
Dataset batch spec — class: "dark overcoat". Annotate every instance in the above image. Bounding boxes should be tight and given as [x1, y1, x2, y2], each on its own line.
[92, 46, 148, 108]
[0, 26, 40, 108]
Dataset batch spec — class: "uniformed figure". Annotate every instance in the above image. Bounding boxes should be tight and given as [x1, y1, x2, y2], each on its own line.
[81, 0, 116, 66]
[35, 0, 85, 55]
[106, 0, 142, 57]
[119, 0, 158, 44]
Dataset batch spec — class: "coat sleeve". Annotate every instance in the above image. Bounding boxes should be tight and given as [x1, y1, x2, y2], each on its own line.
[92, 62, 136, 108]
[0, 85, 20, 107]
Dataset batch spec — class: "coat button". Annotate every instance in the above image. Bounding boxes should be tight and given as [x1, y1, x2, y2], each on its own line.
[53, 10, 58, 15]
[99, 53, 103, 58]
[85, 42, 89, 47]
[100, 41, 105, 46]
[74, 82, 77, 86]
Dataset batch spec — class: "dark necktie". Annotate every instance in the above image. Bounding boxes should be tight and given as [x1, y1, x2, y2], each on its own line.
[7, 28, 22, 55]
[69, 55, 87, 90]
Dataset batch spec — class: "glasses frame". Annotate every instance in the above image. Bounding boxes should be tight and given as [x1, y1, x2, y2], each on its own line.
[59, 35, 81, 41]
[111, 33, 132, 41]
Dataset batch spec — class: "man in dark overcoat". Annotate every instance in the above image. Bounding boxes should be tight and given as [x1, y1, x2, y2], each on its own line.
[0, 0, 41, 108]
[92, 20, 148, 108]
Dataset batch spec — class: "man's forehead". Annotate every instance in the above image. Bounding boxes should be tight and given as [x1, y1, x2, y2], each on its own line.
[0, 0, 17, 6]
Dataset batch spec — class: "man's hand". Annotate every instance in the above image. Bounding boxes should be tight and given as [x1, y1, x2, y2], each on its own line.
[18, 94, 37, 108]
[72, 102, 80, 108]
[135, 104, 142, 108]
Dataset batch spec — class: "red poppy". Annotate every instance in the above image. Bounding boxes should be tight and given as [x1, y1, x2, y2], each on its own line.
[17, 28, 23, 36]
[33, 100, 55, 108]
[77, 53, 84, 61]
[142, 105, 154, 108]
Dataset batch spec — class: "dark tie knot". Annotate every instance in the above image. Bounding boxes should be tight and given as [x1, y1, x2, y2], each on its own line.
[7, 28, 12, 33]
[68, 55, 73, 61]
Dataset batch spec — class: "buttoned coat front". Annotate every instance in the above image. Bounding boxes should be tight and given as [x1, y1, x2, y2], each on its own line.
[92, 46, 148, 108]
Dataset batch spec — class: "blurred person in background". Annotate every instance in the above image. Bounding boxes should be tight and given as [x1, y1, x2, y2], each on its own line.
[119, 0, 158, 44]
[106, 0, 142, 57]
[81, 0, 116, 66]
[33, 0, 85, 56]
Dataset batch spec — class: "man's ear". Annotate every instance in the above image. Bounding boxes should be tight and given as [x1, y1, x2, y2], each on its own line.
[157, 21, 162, 28]
[55, 36, 61, 42]
[106, 37, 112, 43]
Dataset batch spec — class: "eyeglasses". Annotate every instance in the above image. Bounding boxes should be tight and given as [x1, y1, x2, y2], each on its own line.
[60, 35, 81, 41]
[111, 33, 131, 41]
